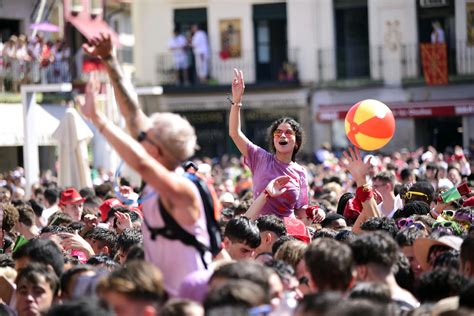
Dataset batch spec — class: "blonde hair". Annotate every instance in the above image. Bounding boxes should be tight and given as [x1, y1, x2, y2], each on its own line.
[149, 112, 197, 165]
[0, 266, 17, 283]
[274, 240, 307, 270]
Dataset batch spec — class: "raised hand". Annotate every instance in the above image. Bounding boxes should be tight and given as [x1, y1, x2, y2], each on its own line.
[81, 213, 98, 235]
[79, 72, 101, 121]
[340, 147, 371, 186]
[231, 68, 245, 104]
[82, 33, 113, 59]
[115, 211, 132, 232]
[59, 232, 95, 258]
[265, 175, 291, 197]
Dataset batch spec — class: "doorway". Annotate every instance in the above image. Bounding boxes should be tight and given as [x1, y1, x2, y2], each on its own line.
[334, 0, 369, 79]
[415, 116, 462, 152]
[253, 3, 287, 82]
[174, 8, 208, 85]
[0, 19, 21, 41]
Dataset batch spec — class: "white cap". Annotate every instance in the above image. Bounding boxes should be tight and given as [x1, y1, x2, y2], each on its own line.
[219, 192, 235, 204]
[198, 163, 211, 175]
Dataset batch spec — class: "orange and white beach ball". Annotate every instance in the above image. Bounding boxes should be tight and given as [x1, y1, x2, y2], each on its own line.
[344, 99, 395, 151]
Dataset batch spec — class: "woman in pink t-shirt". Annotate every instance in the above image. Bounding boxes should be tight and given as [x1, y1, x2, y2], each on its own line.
[229, 69, 308, 218]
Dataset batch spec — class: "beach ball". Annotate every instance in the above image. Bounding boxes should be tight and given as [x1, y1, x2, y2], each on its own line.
[344, 99, 395, 151]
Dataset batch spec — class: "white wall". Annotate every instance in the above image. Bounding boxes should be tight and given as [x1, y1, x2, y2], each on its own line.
[287, 0, 318, 83]
[133, 0, 174, 84]
[368, 0, 417, 86]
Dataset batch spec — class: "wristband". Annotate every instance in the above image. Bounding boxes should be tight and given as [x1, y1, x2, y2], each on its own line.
[355, 185, 373, 202]
[227, 96, 242, 107]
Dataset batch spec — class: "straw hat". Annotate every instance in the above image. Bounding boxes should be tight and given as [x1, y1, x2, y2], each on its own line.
[413, 235, 463, 271]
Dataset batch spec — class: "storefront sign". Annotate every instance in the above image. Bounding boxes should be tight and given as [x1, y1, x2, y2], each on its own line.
[419, 0, 447, 8]
[316, 101, 474, 122]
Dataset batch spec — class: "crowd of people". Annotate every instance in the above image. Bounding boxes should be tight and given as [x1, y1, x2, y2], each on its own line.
[0, 33, 71, 92]
[0, 33, 474, 316]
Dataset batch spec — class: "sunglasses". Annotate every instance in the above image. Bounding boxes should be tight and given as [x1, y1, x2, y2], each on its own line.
[403, 191, 428, 200]
[273, 129, 295, 138]
[441, 210, 456, 221]
[396, 218, 425, 230]
[432, 220, 464, 236]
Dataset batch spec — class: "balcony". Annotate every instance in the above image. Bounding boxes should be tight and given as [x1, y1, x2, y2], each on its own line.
[0, 57, 74, 93]
[316, 45, 384, 88]
[401, 41, 474, 84]
[155, 48, 301, 91]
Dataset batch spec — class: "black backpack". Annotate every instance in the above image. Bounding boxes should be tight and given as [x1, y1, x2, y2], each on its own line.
[143, 172, 222, 269]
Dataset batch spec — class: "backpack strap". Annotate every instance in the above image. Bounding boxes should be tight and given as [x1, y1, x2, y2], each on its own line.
[143, 198, 211, 269]
[184, 173, 222, 257]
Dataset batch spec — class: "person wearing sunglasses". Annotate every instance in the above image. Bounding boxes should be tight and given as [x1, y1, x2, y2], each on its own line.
[229, 69, 308, 219]
[401, 182, 435, 206]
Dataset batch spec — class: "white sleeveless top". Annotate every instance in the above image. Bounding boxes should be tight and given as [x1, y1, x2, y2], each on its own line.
[141, 180, 211, 297]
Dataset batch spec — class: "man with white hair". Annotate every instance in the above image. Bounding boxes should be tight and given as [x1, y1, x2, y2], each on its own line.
[82, 33, 210, 297]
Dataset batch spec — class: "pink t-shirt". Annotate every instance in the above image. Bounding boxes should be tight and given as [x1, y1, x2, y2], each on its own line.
[245, 142, 309, 218]
[141, 181, 211, 297]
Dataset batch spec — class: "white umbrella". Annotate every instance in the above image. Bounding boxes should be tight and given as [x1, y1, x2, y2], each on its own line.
[53, 107, 93, 189]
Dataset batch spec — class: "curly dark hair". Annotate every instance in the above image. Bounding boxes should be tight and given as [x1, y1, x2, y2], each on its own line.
[350, 231, 399, 270]
[360, 217, 399, 239]
[415, 268, 468, 303]
[392, 201, 431, 220]
[267, 117, 303, 162]
[395, 226, 427, 247]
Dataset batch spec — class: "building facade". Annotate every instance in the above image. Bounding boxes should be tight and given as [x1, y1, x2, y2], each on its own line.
[0, 0, 133, 172]
[132, 0, 474, 159]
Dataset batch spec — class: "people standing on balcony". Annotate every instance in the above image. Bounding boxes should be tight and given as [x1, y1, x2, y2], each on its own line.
[39, 40, 54, 84]
[229, 68, 309, 219]
[51, 39, 71, 83]
[29, 34, 44, 84]
[431, 21, 445, 44]
[1, 35, 18, 91]
[190, 24, 209, 84]
[168, 27, 189, 86]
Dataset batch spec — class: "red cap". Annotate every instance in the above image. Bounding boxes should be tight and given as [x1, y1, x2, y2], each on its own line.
[284, 217, 311, 244]
[99, 198, 123, 221]
[59, 188, 85, 206]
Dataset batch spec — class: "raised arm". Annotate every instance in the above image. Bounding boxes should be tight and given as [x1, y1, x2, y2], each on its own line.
[244, 176, 290, 220]
[80, 77, 200, 224]
[229, 68, 251, 157]
[83, 33, 149, 138]
[340, 147, 380, 234]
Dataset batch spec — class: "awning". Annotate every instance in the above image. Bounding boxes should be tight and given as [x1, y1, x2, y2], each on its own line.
[67, 15, 120, 46]
[0, 104, 66, 146]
